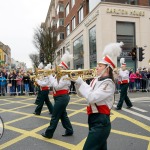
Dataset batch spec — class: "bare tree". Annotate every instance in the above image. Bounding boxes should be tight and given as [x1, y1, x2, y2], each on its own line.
[33, 25, 58, 65]
[29, 53, 39, 69]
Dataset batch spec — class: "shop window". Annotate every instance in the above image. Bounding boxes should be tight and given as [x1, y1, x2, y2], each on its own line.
[73, 36, 84, 69]
[89, 26, 97, 68]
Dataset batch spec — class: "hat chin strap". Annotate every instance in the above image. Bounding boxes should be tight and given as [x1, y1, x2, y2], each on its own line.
[97, 65, 110, 79]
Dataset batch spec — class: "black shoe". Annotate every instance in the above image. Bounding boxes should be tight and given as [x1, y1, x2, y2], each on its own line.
[34, 103, 39, 105]
[41, 133, 52, 139]
[127, 105, 133, 109]
[33, 112, 40, 115]
[115, 107, 121, 110]
[62, 133, 73, 136]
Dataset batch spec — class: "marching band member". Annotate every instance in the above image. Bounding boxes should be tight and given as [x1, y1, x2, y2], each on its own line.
[74, 42, 123, 150]
[33, 63, 53, 115]
[41, 51, 73, 139]
[116, 58, 133, 110]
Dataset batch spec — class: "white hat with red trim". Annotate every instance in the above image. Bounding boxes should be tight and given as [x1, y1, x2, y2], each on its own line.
[98, 42, 124, 69]
[120, 58, 126, 67]
[58, 50, 73, 70]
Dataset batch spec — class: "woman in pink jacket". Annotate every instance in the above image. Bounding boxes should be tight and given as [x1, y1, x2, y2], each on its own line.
[129, 71, 136, 92]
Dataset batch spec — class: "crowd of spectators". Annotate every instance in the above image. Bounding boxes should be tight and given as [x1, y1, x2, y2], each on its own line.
[114, 67, 150, 93]
[0, 66, 150, 96]
[0, 68, 35, 96]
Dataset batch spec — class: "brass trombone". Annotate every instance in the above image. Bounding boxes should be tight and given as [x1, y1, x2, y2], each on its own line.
[56, 68, 96, 80]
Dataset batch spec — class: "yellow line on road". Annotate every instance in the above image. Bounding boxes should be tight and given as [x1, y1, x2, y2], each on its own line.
[4, 125, 75, 149]
[0, 135, 27, 149]
[112, 110, 150, 132]
[71, 138, 86, 150]
[147, 142, 150, 150]
[112, 129, 150, 141]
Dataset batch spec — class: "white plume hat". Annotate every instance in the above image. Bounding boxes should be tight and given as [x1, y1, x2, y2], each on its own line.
[120, 58, 126, 67]
[98, 42, 124, 69]
[38, 62, 44, 69]
[44, 63, 51, 70]
[58, 50, 73, 69]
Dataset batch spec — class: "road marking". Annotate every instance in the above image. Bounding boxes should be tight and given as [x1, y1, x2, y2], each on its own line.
[113, 105, 150, 121]
[130, 97, 150, 101]
[111, 129, 150, 141]
[132, 106, 148, 112]
[148, 142, 150, 150]
[71, 138, 86, 150]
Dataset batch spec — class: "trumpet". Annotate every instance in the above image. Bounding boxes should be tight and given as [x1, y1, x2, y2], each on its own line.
[56, 68, 96, 80]
[34, 68, 55, 79]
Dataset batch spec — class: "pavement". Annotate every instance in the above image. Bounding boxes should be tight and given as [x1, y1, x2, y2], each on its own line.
[0, 92, 150, 150]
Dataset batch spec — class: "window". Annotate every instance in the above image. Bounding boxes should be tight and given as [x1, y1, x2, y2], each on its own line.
[57, 4, 64, 14]
[51, 19, 56, 27]
[71, 17, 76, 30]
[66, 24, 70, 36]
[59, 19, 64, 26]
[57, 19, 64, 28]
[116, 21, 136, 70]
[71, 0, 75, 8]
[89, 26, 97, 68]
[60, 33, 64, 40]
[65, 3, 69, 17]
[57, 33, 64, 41]
[78, 7, 83, 24]
[73, 36, 84, 69]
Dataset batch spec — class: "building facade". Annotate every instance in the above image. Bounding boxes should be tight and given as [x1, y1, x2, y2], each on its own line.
[44, 1, 150, 70]
[0, 42, 11, 68]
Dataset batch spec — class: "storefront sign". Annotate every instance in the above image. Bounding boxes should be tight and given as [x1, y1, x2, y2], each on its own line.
[106, 8, 145, 17]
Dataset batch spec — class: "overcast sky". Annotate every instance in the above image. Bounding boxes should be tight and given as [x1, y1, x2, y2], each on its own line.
[0, 0, 51, 68]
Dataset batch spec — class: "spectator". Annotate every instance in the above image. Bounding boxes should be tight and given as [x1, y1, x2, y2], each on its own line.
[141, 68, 147, 92]
[16, 73, 23, 95]
[0, 73, 7, 96]
[129, 71, 136, 92]
[135, 70, 142, 91]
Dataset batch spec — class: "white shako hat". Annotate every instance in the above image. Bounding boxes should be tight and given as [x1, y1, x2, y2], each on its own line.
[38, 62, 44, 69]
[58, 50, 73, 70]
[98, 42, 124, 69]
[44, 63, 51, 70]
[120, 58, 126, 67]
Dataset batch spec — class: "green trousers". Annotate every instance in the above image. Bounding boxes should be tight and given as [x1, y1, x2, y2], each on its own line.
[45, 94, 73, 138]
[34, 87, 41, 105]
[83, 113, 111, 150]
[117, 83, 133, 109]
[35, 90, 53, 115]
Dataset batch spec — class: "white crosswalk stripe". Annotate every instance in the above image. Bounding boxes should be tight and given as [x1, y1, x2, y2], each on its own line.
[113, 104, 150, 121]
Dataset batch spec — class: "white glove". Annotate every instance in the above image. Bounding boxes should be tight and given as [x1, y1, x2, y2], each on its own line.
[75, 77, 83, 85]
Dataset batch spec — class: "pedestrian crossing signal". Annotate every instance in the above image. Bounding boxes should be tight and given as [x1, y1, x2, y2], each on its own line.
[139, 47, 144, 61]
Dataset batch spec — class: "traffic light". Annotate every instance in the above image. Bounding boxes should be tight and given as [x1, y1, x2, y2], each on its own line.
[131, 47, 136, 61]
[40, 53, 44, 63]
[139, 47, 144, 61]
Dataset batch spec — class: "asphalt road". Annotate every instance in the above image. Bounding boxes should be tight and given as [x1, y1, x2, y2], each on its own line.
[0, 91, 150, 150]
